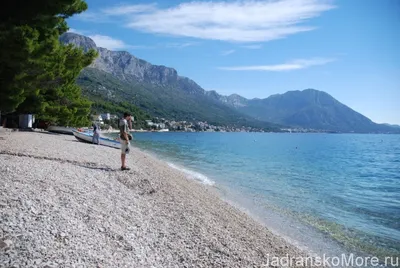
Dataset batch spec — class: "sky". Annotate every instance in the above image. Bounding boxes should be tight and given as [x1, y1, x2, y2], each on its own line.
[67, 0, 400, 125]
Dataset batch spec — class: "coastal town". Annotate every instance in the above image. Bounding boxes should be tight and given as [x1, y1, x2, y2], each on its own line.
[93, 113, 265, 132]
[94, 113, 330, 133]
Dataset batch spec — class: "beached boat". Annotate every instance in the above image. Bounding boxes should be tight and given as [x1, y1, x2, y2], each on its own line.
[72, 130, 121, 149]
[47, 126, 76, 135]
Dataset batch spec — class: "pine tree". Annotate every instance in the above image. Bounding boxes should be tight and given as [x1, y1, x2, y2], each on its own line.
[16, 42, 97, 126]
[0, 0, 96, 126]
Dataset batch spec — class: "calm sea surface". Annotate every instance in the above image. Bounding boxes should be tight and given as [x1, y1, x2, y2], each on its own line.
[117, 132, 400, 259]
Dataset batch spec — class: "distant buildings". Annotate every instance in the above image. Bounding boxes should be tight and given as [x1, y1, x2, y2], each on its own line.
[91, 113, 118, 125]
[101, 113, 110, 120]
[146, 120, 166, 130]
[91, 114, 272, 132]
[100, 113, 118, 120]
[91, 114, 345, 133]
[93, 115, 104, 125]
[146, 117, 266, 133]
[280, 128, 335, 133]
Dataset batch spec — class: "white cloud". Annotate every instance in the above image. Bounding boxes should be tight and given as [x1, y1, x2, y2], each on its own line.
[219, 58, 335, 71]
[67, 28, 82, 34]
[102, 4, 156, 15]
[88, 35, 130, 50]
[88, 34, 154, 50]
[121, 0, 335, 43]
[221, 49, 235, 56]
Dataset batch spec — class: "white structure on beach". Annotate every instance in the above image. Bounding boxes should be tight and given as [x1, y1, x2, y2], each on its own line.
[19, 114, 35, 129]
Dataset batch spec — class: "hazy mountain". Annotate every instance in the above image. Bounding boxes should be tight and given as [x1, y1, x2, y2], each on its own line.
[61, 32, 278, 130]
[382, 123, 400, 129]
[226, 89, 397, 133]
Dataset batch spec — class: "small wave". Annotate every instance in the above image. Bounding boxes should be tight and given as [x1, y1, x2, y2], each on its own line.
[167, 163, 215, 186]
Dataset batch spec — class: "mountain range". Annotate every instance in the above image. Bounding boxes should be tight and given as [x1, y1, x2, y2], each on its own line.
[61, 32, 398, 133]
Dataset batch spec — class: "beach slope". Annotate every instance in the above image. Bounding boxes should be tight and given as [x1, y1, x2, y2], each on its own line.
[0, 132, 311, 267]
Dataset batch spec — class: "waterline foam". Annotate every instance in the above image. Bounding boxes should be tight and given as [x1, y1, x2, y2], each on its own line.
[167, 163, 215, 186]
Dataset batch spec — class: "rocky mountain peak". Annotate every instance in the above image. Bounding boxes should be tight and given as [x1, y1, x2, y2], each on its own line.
[60, 32, 181, 86]
[226, 94, 248, 107]
[59, 32, 97, 52]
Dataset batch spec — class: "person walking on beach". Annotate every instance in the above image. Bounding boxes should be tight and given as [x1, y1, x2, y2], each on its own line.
[92, 123, 100, 145]
[120, 112, 132, 171]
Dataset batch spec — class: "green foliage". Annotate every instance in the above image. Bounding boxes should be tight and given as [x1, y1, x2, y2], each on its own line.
[15, 43, 97, 126]
[0, 0, 95, 127]
[0, 26, 40, 112]
[76, 68, 152, 129]
[77, 68, 279, 131]
[88, 97, 151, 130]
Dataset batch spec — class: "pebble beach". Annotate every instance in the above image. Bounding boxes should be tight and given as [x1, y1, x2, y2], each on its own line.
[0, 131, 315, 267]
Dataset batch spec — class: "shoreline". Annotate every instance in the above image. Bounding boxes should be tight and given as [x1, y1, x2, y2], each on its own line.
[1, 131, 318, 267]
[121, 139, 350, 259]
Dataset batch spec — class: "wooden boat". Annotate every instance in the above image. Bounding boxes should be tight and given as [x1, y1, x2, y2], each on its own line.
[72, 130, 121, 149]
[47, 126, 76, 135]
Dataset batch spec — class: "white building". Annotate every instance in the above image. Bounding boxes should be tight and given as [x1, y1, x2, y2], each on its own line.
[92, 115, 104, 125]
[101, 113, 110, 120]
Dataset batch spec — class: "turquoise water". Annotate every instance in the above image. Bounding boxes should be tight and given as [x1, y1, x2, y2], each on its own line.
[126, 132, 400, 258]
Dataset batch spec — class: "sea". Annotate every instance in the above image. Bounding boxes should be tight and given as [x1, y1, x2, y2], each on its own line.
[114, 132, 400, 263]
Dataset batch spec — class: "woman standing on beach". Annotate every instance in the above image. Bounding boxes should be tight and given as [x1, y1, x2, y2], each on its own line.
[92, 123, 100, 145]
